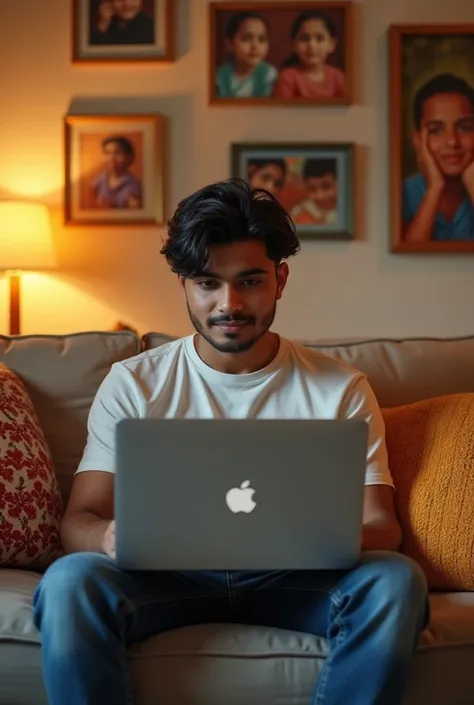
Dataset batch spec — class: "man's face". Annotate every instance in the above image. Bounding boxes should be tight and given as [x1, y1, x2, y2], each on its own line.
[306, 172, 338, 212]
[181, 241, 288, 354]
[113, 0, 142, 21]
[415, 93, 474, 177]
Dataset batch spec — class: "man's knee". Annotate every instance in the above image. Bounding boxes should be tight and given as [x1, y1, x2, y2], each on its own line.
[33, 552, 112, 625]
[358, 550, 428, 610]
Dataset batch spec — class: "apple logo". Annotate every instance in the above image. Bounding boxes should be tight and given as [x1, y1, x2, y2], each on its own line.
[225, 480, 257, 514]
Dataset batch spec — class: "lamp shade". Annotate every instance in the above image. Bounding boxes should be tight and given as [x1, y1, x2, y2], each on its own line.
[0, 201, 57, 271]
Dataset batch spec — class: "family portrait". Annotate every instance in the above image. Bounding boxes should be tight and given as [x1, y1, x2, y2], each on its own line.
[64, 114, 164, 225]
[210, 2, 353, 105]
[390, 25, 474, 252]
[72, 0, 174, 62]
[232, 142, 354, 239]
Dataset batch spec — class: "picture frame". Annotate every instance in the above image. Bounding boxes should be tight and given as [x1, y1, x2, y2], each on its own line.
[209, 1, 353, 106]
[64, 114, 165, 226]
[389, 25, 474, 253]
[72, 0, 174, 63]
[231, 142, 355, 240]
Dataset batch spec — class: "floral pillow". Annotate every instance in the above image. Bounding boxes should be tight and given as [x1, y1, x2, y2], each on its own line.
[0, 363, 63, 568]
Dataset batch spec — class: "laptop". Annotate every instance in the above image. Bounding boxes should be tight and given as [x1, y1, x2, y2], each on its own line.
[114, 418, 368, 571]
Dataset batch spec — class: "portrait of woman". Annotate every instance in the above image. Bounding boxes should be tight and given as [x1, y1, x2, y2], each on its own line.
[65, 114, 165, 225]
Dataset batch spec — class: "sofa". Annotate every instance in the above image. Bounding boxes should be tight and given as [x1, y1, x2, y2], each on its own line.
[1, 330, 474, 705]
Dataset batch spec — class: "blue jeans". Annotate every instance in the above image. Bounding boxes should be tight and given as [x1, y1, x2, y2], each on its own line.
[33, 550, 429, 705]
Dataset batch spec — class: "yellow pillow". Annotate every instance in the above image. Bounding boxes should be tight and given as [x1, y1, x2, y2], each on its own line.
[382, 393, 474, 591]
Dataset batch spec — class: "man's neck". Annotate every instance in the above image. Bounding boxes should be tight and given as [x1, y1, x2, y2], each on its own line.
[194, 332, 279, 374]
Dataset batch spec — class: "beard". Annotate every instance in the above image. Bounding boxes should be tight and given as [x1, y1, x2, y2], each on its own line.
[186, 300, 277, 354]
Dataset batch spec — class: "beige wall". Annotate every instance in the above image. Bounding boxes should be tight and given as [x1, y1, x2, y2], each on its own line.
[1, 0, 473, 340]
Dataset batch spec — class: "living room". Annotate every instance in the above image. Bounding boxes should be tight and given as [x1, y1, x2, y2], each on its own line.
[1, 2, 474, 705]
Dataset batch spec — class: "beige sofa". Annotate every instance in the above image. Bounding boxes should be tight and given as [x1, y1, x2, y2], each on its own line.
[1, 331, 474, 705]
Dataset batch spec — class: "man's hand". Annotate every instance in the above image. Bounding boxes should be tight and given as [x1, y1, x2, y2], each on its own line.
[417, 128, 445, 193]
[101, 519, 116, 559]
[462, 159, 474, 204]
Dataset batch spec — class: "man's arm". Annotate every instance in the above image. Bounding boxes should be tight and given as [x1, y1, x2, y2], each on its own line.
[61, 362, 142, 555]
[338, 375, 402, 552]
[361, 485, 402, 552]
[61, 471, 114, 555]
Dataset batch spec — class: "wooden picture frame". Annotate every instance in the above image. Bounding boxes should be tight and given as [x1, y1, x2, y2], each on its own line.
[232, 142, 355, 240]
[72, 0, 174, 63]
[389, 25, 474, 253]
[210, 1, 353, 106]
[64, 114, 165, 226]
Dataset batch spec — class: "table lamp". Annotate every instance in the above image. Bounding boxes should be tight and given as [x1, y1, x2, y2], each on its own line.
[0, 201, 57, 335]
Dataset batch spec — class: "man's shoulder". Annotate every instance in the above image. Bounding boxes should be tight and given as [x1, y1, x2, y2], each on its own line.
[117, 336, 189, 378]
[285, 337, 365, 380]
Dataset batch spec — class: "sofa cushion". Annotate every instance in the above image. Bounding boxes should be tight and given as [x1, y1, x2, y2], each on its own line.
[0, 365, 62, 569]
[143, 334, 474, 408]
[383, 393, 474, 591]
[0, 333, 141, 500]
[0, 568, 474, 705]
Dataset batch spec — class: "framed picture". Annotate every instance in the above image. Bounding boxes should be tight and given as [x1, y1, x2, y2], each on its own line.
[389, 25, 474, 253]
[72, 0, 174, 63]
[209, 1, 353, 106]
[232, 142, 355, 239]
[64, 114, 165, 226]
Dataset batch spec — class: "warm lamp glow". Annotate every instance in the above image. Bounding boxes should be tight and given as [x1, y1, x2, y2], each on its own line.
[0, 201, 57, 335]
[0, 201, 57, 270]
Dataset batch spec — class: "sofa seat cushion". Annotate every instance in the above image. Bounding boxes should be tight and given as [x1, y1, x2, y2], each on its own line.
[1, 568, 474, 650]
[1, 568, 474, 705]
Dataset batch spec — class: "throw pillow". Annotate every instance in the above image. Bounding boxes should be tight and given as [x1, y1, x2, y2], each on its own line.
[0, 363, 63, 567]
[383, 393, 474, 591]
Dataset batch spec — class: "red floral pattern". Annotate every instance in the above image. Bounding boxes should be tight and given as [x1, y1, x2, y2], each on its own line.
[0, 364, 63, 567]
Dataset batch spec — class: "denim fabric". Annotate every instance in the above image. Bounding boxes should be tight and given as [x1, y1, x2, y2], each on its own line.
[33, 551, 429, 705]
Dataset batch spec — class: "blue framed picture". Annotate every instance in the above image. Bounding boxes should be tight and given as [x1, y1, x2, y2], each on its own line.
[231, 142, 355, 239]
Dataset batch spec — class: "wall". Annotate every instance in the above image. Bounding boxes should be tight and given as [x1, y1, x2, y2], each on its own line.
[1, 0, 473, 340]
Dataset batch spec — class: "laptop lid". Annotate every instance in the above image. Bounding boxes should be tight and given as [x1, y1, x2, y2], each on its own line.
[115, 418, 368, 571]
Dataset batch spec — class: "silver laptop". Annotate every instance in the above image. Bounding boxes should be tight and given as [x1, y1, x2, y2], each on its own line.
[114, 418, 368, 571]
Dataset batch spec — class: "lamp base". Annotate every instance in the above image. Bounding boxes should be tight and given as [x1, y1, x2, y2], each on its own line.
[8, 273, 20, 336]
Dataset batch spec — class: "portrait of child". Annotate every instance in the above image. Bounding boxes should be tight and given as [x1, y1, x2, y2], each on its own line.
[211, 3, 351, 104]
[291, 158, 338, 225]
[403, 74, 474, 242]
[232, 143, 354, 240]
[215, 12, 278, 98]
[390, 27, 474, 250]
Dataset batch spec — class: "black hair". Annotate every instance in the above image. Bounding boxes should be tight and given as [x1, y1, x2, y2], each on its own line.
[303, 158, 337, 180]
[161, 178, 300, 278]
[247, 157, 287, 175]
[281, 11, 337, 69]
[413, 73, 474, 129]
[101, 135, 135, 159]
[225, 12, 269, 40]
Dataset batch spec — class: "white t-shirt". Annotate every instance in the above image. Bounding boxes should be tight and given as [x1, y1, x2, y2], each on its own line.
[77, 335, 393, 488]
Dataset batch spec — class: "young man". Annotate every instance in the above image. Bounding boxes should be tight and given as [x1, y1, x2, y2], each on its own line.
[403, 73, 474, 242]
[33, 179, 429, 705]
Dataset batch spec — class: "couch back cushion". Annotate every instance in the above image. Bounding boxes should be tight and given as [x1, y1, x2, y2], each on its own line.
[0, 333, 141, 500]
[144, 334, 474, 408]
[383, 392, 474, 591]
